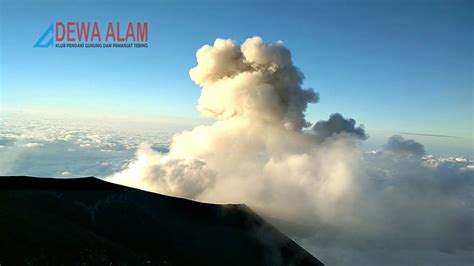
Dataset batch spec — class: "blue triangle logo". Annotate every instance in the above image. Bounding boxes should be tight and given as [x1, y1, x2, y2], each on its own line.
[34, 24, 54, 48]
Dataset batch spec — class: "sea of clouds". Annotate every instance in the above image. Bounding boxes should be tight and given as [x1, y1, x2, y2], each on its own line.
[0, 111, 181, 177]
[1, 37, 473, 265]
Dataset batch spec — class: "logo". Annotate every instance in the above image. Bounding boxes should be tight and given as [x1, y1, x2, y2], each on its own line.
[34, 22, 149, 49]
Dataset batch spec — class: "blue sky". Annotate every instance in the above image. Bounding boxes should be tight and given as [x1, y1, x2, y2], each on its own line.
[1, 0, 472, 156]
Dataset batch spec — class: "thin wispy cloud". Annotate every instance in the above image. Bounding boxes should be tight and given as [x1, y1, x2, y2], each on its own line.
[398, 132, 462, 139]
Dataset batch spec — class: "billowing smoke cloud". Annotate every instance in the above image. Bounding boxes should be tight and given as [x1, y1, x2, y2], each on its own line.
[190, 37, 319, 131]
[110, 144, 216, 199]
[311, 113, 368, 141]
[107, 37, 473, 265]
[383, 134, 425, 157]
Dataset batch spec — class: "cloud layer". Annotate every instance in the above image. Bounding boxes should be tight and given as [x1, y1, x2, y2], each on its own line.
[0, 112, 181, 177]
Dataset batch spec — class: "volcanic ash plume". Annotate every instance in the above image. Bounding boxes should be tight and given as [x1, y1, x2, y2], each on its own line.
[189, 37, 319, 131]
[107, 36, 361, 223]
[107, 37, 473, 265]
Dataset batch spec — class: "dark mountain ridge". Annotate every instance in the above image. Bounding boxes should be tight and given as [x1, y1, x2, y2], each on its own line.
[0, 176, 323, 266]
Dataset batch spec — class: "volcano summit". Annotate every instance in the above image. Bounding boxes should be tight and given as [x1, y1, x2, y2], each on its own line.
[0, 176, 323, 266]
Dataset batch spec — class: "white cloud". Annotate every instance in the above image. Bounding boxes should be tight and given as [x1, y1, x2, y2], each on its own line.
[21, 142, 44, 148]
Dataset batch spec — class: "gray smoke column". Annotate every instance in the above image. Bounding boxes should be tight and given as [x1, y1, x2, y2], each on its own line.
[383, 135, 425, 157]
[311, 113, 368, 141]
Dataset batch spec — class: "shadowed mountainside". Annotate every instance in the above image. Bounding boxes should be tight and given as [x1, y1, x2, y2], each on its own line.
[0, 176, 323, 266]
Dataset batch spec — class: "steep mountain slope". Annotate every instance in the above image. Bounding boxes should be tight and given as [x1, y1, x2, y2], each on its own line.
[0, 176, 323, 266]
